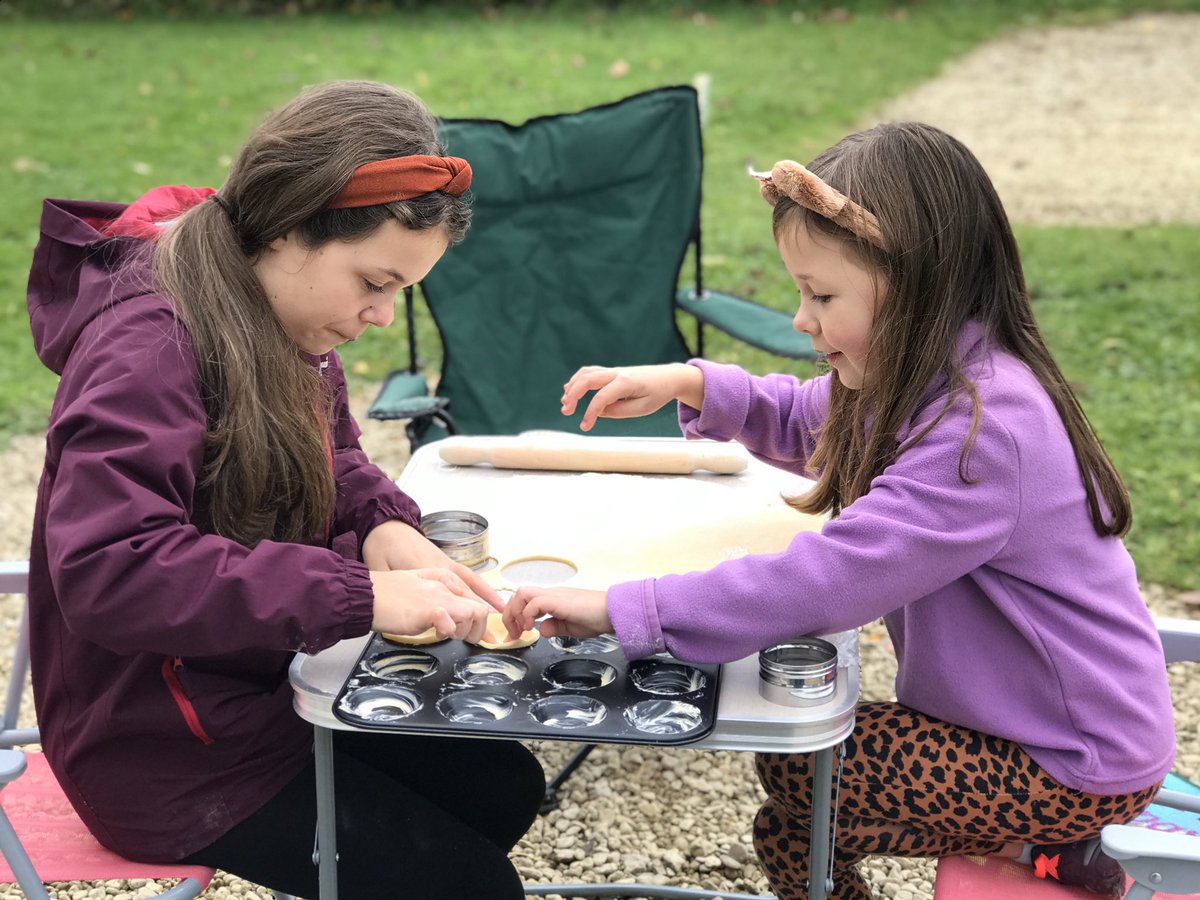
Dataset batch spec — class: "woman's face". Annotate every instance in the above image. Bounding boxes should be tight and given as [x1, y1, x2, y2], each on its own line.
[254, 219, 449, 356]
[778, 223, 885, 390]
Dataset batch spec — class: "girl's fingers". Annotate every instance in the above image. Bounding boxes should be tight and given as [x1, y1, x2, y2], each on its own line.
[457, 567, 505, 611]
[430, 606, 457, 639]
[420, 567, 476, 600]
[501, 596, 526, 638]
[561, 367, 618, 415]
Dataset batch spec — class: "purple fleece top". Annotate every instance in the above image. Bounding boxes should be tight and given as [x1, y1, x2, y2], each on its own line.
[607, 326, 1174, 795]
[26, 194, 421, 861]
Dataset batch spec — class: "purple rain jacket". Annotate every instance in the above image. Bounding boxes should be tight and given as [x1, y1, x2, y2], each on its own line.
[607, 326, 1175, 796]
[26, 190, 421, 862]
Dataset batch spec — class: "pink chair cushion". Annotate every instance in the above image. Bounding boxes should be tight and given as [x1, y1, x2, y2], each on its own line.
[934, 853, 1200, 900]
[0, 752, 214, 885]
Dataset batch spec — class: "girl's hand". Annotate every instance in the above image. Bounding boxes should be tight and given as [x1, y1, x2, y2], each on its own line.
[502, 586, 613, 639]
[362, 519, 504, 612]
[369, 568, 492, 642]
[561, 363, 704, 432]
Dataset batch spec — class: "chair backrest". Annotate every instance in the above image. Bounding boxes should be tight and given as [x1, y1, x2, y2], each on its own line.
[422, 86, 702, 437]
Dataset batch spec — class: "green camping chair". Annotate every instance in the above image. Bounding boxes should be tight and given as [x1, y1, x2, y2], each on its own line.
[366, 85, 817, 448]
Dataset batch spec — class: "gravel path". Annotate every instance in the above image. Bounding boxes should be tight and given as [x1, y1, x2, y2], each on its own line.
[2, 12, 1198, 899]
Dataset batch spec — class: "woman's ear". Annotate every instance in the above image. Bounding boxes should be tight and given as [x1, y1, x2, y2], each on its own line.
[263, 231, 291, 254]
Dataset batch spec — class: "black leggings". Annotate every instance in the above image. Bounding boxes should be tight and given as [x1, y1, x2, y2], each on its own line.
[184, 731, 545, 899]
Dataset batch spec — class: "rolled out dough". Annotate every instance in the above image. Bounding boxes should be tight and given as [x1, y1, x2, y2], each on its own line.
[380, 627, 449, 646]
[470, 612, 540, 650]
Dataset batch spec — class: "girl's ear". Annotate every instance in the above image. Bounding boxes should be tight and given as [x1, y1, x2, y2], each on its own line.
[263, 231, 293, 254]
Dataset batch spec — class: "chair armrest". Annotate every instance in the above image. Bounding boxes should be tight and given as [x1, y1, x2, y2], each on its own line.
[1154, 787, 1200, 816]
[1156, 616, 1200, 664]
[0, 749, 27, 786]
[0, 560, 29, 594]
[676, 288, 818, 360]
[1102, 823, 1200, 894]
[366, 371, 444, 421]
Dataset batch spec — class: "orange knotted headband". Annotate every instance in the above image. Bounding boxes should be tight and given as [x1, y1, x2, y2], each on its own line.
[330, 155, 472, 209]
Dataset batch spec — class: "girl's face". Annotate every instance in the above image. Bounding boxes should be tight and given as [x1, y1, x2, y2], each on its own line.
[254, 219, 449, 356]
[778, 224, 885, 390]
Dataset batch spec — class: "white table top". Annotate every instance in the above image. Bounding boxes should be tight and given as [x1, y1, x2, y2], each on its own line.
[290, 435, 858, 752]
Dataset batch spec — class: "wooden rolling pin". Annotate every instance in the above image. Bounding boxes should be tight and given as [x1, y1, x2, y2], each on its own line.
[437, 437, 748, 475]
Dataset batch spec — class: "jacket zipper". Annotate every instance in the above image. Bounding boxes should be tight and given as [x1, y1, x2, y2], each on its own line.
[161, 656, 215, 745]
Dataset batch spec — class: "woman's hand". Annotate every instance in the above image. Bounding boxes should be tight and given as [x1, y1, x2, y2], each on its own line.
[362, 519, 504, 612]
[561, 363, 704, 432]
[502, 586, 613, 640]
[369, 568, 492, 643]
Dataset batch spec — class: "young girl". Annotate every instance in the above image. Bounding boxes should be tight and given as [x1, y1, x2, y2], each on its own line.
[27, 81, 544, 897]
[502, 122, 1174, 899]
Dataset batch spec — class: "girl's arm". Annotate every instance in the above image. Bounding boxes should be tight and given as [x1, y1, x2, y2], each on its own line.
[608, 394, 1022, 663]
[679, 360, 831, 474]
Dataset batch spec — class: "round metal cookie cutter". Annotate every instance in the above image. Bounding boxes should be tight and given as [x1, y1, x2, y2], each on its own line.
[758, 636, 838, 707]
[421, 510, 490, 569]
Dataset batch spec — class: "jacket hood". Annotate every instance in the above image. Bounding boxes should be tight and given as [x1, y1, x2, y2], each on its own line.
[27, 186, 214, 375]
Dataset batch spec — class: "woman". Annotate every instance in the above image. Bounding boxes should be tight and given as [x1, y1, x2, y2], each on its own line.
[26, 80, 544, 898]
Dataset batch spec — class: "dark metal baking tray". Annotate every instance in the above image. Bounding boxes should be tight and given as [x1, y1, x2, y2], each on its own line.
[332, 631, 722, 746]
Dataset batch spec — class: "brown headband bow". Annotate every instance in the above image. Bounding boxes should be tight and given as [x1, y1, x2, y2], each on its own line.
[330, 155, 473, 209]
[751, 161, 886, 250]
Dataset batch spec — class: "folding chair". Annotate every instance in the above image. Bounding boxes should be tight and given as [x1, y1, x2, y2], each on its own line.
[366, 84, 817, 448]
[0, 561, 233, 898]
[933, 617, 1200, 899]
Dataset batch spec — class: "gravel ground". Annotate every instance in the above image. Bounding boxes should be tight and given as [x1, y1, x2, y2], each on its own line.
[2, 12, 1199, 899]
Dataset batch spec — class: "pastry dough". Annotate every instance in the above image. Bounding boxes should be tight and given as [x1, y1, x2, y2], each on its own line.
[380, 626, 449, 646]
[470, 613, 540, 650]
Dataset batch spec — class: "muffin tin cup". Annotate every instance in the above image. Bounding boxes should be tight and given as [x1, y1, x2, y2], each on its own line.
[333, 632, 721, 746]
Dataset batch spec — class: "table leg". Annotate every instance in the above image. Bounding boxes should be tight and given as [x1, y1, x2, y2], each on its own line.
[314, 725, 339, 900]
[807, 747, 834, 900]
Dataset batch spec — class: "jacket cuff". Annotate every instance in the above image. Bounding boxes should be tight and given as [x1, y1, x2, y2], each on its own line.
[342, 560, 376, 633]
[308, 559, 376, 653]
[678, 359, 751, 442]
[608, 578, 666, 660]
[359, 494, 422, 550]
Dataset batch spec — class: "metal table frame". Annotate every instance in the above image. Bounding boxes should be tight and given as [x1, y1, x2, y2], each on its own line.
[289, 437, 860, 899]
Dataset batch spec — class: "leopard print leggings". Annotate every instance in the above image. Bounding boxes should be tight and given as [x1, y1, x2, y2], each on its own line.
[754, 701, 1159, 900]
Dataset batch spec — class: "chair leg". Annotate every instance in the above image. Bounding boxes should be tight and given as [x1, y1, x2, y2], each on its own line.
[154, 879, 210, 900]
[541, 743, 597, 813]
[0, 805, 51, 900]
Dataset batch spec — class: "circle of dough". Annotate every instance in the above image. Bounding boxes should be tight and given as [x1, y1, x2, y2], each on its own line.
[471, 612, 540, 650]
[381, 626, 449, 646]
[498, 555, 578, 586]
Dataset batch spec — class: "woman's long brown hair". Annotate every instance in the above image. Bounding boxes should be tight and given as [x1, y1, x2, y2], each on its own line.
[154, 81, 471, 546]
[776, 122, 1130, 537]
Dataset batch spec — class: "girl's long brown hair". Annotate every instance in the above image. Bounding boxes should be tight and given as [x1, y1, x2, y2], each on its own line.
[776, 122, 1130, 537]
[154, 81, 471, 546]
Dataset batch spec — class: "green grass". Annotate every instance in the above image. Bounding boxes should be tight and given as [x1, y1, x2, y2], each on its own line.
[1, 1, 1197, 587]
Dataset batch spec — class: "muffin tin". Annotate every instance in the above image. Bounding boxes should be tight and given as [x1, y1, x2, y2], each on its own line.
[332, 631, 722, 745]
